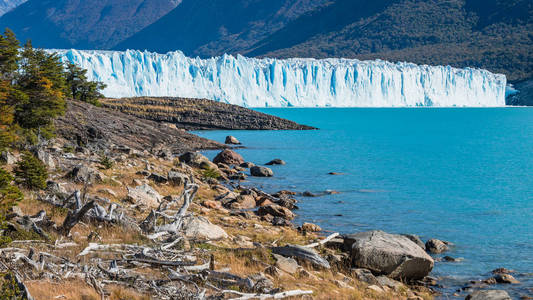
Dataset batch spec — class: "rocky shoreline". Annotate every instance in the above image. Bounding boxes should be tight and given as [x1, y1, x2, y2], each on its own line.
[0, 101, 524, 300]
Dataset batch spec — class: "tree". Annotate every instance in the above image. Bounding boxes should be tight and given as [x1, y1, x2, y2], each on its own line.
[0, 29, 22, 150]
[0, 29, 104, 149]
[0, 28, 20, 81]
[0, 168, 23, 247]
[14, 151, 47, 190]
[65, 62, 106, 105]
[15, 42, 66, 142]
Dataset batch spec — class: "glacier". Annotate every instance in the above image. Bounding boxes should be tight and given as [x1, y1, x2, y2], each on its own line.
[52, 49, 507, 107]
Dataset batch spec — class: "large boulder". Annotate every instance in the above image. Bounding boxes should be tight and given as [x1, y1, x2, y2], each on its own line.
[402, 234, 426, 250]
[126, 184, 162, 207]
[465, 290, 511, 300]
[344, 231, 434, 280]
[213, 150, 244, 166]
[182, 216, 228, 240]
[257, 204, 295, 220]
[250, 166, 274, 177]
[225, 136, 241, 145]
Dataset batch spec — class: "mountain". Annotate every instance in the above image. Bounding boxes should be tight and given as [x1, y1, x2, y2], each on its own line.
[0, 0, 26, 16]
[0, 0, 182, 49]
[248, 0, 533, 82]
[0, 0, 531, 85]
[114, 0, 331, 57]
[118, 0, 532, 83]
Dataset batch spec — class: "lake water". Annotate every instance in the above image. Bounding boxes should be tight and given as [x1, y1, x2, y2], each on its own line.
[195, 108, 533, 298]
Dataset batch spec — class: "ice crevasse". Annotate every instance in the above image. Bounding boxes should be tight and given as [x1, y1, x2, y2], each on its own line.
[53, 49, 507, 107]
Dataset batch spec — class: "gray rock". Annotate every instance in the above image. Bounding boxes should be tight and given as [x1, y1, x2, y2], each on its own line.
[273, 254, 299, 274]
[344, 230, 434, 280]
[265, 159, 286, 165]
[240, 162, 255, 169]
[250, 166, 273, 177]
[148, 172, 168, 184]
[376, 276, 406, 291]
[179, 152, 210, 168]
[213, 149, 244, 166]
[66, 164, 105, 183]
[351, 268, 379, 285]
[247, 273, 274, 293]
[126, 184, 162, 207]
[493, 273, 520, 284]
[182, 216, 228, 240]
[36, 148, 55, 169]
[264, 266, 283, 278]
[272, 244, 330, 269]
[402, 234, 426, 250]
[257, 204, 295, 220]
[1, 151, 16, 164]
[168, 171, 188, 186]
[225, 136, 241, 145]
[425, 239, 449, 254]
[46, 181, 68, 198]
[465, 290, 511, 300]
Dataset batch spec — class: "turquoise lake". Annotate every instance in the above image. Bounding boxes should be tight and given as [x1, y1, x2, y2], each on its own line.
[195, 108, 533, 298]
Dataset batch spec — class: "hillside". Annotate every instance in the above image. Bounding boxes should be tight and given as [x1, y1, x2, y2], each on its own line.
[0, 0, 181, 49]
[249, 0, 532, 82]
[115, 0, 330, 57]
[1, 0, 531, 85]
[117, 0, 532, 83]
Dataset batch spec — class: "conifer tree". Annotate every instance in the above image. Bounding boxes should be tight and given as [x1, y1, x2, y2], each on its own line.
[14, 151, 47, 190]
[0, 168, 23, 246]
[66, 62, 105, 105]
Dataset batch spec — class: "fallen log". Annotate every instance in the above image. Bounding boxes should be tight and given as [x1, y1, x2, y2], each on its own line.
[304, 232, 340, 248]
[222, 289, 313, 299]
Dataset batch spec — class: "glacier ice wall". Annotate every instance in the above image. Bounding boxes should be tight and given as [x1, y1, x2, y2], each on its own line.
[53, 49, 507, 107]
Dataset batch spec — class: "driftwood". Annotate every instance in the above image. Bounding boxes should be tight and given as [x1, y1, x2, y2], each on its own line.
[141, 176, 198, 236]
[222, 289, 313, 299]
[305, 232, 340, 248]
[61, 200, 95, 236]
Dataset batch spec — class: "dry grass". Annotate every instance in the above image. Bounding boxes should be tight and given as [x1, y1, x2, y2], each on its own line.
[25, 280, 150, 300]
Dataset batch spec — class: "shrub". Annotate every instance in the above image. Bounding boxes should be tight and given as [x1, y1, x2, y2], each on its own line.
[100, 155, 113, 170]
[202, 168, 221, 179]
[14, 151, 47, 190]
[0, 272, 23, 299]
[0, 168, 23, 247]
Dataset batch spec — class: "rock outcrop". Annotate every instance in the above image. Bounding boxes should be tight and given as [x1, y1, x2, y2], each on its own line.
[101, 97, 316, 130]
[344, 231, 434, 280]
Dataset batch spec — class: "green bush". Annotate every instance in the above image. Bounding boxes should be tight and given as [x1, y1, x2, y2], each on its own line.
[14, 151, 47, 190]
[202, 168, 221, 179]
[0, 168, 23, 247]
[100, 155, 113, 170]
[0, 272, 23, 300]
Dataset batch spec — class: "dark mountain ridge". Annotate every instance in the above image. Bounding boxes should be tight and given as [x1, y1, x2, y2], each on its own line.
[0, 0, 181, 49]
